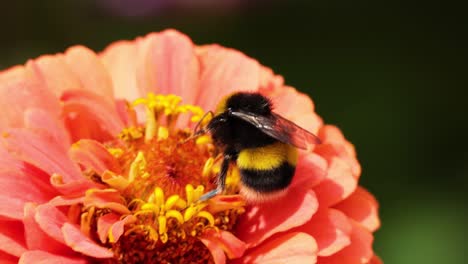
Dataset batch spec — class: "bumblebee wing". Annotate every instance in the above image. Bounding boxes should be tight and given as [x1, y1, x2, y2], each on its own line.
[230, 111, 321, 150]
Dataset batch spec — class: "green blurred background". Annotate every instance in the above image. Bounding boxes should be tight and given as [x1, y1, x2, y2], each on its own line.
[2, 1, 467, 263]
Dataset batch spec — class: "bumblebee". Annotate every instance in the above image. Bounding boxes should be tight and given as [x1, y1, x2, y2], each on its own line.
[198, 92, 321, 202]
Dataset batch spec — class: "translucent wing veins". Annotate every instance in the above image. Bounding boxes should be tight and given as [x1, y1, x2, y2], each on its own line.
[229, 110, 321, 151]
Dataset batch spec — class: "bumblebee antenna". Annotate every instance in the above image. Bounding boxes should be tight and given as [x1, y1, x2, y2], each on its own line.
[178, 111, 213, 145]
[193, 111, 213, 135]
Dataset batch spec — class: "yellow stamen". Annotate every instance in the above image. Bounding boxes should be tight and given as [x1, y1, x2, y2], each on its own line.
[158, 215, 167, 235]
[80, 206, 94, 237]
[165, 210, 184, 224]
[141, 203, 157, 212]
[186, 184, 195, 205]
[84, 93, 246, 262]
[153, 187, 165, 207]
[194, 185, 205, 201]
[165, 195, 180, 210]
[196, 135, 212, 145]
[128, 151, 147, 182]
[133, 210, 154, 219]
[119, 127, 143, 141]
[157, 126, 169, 141]
[174, 199, 187, 209]
[102, 171, 130, 190]
[196, 211, 215, 226]
[183, 206, 197, 222]
[144, 106, 157, 142]
[108, 225, 118, 243]
[147, 226, 159, 242]
[202, 157, 215, 177]
[183, 203, 208, 222]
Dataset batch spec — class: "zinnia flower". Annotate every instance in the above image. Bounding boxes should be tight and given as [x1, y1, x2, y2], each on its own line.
[0, 29, 381, 263]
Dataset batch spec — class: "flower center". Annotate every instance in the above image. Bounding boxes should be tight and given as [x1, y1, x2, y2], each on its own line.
[82, 94, 244, 263]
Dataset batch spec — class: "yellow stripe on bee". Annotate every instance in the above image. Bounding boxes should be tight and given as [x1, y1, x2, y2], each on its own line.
[214, 94, 229, 115]
[237, 142, 298, 170]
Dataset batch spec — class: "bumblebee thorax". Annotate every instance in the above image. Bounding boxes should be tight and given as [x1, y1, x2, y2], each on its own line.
[208, 114, 276, 151]
[215, 92, 272, 115]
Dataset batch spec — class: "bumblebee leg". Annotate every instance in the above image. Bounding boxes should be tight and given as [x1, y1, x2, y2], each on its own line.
[198, 189, 218, 201]
[217, 155, 231, 191]
[198, 155, 231, 201]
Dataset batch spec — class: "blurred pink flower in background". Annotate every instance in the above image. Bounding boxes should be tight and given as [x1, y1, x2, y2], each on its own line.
[98, 0, 253, 17]
[0, 29, 381, 263]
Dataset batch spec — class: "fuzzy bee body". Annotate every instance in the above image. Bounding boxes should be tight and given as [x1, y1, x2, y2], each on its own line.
[236, 142, 298, 200]
[201, 92, 320, 202]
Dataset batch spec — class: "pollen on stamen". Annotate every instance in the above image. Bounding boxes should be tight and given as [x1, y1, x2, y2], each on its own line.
[111, 184, 240, 263]
[81, 94, 245, 263]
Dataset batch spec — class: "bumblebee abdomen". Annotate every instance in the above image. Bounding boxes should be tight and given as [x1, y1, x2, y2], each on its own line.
[239, 163, 295, 193]
[237, 142, 298, 193]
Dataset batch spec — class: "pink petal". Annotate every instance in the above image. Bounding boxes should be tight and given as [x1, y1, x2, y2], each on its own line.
[290, 152, 327, 189]
[115, 98, 138, 127]
[50, 174, 103, 196]
[64, 45, 115, 100]
[0, 149, 57, 211]
[0, 147, 49, 182]
[61, 90, 125, 141]
[236, 189, 318, 247]
[100, 40, 140, 101]
[258, 66, 284, 93]
[83, 189, 130, 214]
[104, 214, 136, 243]
[48, 195, 85, 207]
[35, 203, 68, 244]
[237, 232, 318, 264]
[292, 209, 352, 257]
[334, 187, 381, 232]
[318, 220, 374, 264]
[27, 54, 82, 98]
[62, 107, 111, 143]
[101, 171, 130, 191]
[62, 223, 114, 258]
[199, 234, 226, 264]
[207, 195, 245, 214]
[316, 125, 361, 178]
[201, 229, 246, 259]
[195, 44, 260, 111]
[97, 213, 120, 243]
[0, 65, 60, 131]
[0, 192, 30, 219]
[19, 250, 87, 264]
[69, 139, 120, 175]
[313, 157, 358, 207]
[23, 203, 72, 254]
[289, 113, 323, 143]
[263, 87, 323, 140]
[136, 30, 199, 105]
[0, 170, 55, 219]
[0, 219, 26, 257]
[2, 128, 82, 183]
[23, 108, 71, 150]
[0, 250, 18, 264]
[268, 87, 315, 118]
